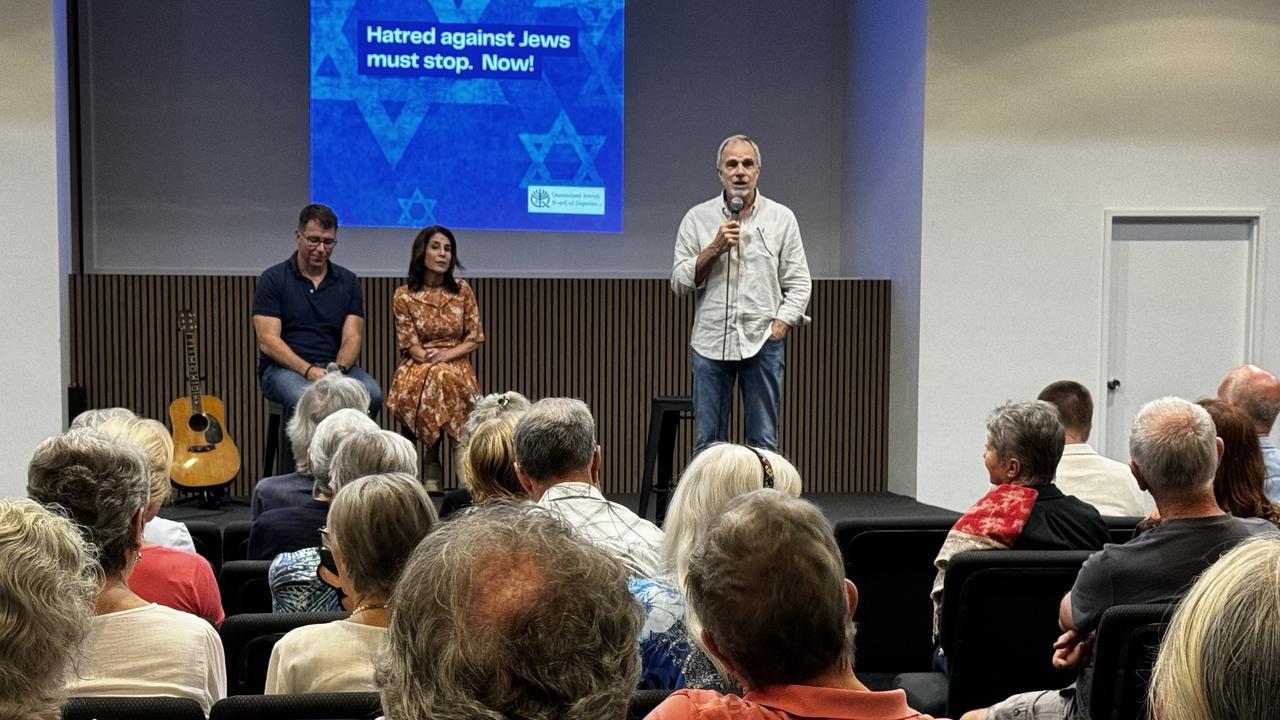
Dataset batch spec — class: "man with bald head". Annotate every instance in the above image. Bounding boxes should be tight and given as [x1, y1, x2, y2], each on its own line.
[1218, 364, 1280, 499]
[963, 396, 1273, 720]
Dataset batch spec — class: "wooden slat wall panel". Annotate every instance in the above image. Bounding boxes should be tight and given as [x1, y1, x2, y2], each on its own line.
[68, 276, 889, 496]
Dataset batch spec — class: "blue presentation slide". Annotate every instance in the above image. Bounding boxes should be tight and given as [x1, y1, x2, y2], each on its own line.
[310, 0, 625, 232]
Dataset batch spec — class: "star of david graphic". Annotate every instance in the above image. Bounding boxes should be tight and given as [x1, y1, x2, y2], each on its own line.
[426, 0, 492, 23]
[518, 111, 606, 187]
[398, 189, 438, 225]
[533, 0, 622, 45]
[576, 30, 621, 109]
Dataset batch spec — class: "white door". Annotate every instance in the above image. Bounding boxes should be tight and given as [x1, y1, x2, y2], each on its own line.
[1101, 214, 1260, 465]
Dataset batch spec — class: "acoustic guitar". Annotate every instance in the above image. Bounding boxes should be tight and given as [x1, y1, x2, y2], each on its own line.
[170, 310, 241, 488]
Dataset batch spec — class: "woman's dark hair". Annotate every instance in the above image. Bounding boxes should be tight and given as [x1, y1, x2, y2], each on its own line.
[407, 225, 464, 293]
[1198, 398, 1280, 526]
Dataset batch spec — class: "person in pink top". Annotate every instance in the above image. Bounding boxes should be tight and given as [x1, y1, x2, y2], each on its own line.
[646, 490, 937, 720]
[130, 543, 223, 626]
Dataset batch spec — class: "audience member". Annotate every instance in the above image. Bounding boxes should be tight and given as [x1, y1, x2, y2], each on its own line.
[932, 400, 1108, 639]
[1198, 398, 1280, 525]
[1149, 535, 1280, 720]
[252, 366, 371, 518]
[250, 409, 378, 561]
[1218, 364, 1280, 499]
[266, 472, 436, 694]
[514, 397, 663, 577]
[635, 443, 801, 690]
[69, 406, 136, 430]
[462, 415, 524, 503]
[376, 501, 642, 720]
[962, 396, 1274, 720]
[99, 416, 223, 625]
[440, 390, 531, 517]
[325, 428, 417, 489]
[1037, 380, 1144, 516]
[0, 498, 98, 720]
[647, 490, 936, 720]
[27, 429, 225, 713]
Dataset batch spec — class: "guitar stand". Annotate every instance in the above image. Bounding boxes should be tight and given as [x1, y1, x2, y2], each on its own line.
[172, 484, 250, 511]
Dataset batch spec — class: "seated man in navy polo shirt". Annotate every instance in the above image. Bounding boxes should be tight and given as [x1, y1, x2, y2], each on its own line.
[252, 204, 383, 427]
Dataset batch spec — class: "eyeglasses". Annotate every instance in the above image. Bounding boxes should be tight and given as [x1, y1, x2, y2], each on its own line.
[300, 233, 337, 248]
[318, 525, 331, 547]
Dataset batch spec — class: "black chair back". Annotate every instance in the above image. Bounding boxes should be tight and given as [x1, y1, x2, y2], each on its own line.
[1102, 516, 1143, 545]
[210, 692, 380, 720]
[628, 689, 675, 719]
[64, 696, 206, 720]
[184, 520, 223, 573]
[219, 611, 349, 694]
[218, 559, 274, 616]
[222, 520, 254, 563]
[835, 517, 956, 673]
[940, 549, 1091, 717]
[1088, 603, 1174, 720]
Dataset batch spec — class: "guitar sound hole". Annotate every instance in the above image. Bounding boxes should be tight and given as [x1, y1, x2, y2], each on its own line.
[188, 414, 209, 432]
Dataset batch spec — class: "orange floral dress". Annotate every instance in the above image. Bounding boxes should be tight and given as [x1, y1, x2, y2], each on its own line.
[385, 280, 484, 441]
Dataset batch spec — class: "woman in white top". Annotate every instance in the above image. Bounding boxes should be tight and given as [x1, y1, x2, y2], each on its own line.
[265, 472, 438, 694]
[26, 429, 226, 715]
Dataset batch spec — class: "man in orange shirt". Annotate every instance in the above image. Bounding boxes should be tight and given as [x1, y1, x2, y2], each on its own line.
[647, 490, 936, 720]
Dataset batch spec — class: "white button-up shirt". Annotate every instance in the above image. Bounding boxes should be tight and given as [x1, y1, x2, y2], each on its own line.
[536, 481, 664, 578]
[671, 192, 811, 361]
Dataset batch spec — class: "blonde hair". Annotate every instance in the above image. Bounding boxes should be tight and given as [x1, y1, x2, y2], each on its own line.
[661, 443, 801, 673]
[98, 416, 175, 506]
[0, 498, 98, 720]
[462, 415, 524, 503]
[1150, 536, 1280, 719]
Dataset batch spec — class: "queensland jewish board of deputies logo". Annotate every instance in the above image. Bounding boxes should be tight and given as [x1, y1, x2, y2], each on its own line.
[529, 188, 553, 209]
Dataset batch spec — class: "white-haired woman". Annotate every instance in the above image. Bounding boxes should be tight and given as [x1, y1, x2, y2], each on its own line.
[0, 498, 99, 720]
[1150, 535, 1280, 719]
[265, 472, 437, 693]
[99, 416, 224, 626]
[267, 423, 417, 613]
[632, 442, 802, 690]
[27, 429, 225, 713]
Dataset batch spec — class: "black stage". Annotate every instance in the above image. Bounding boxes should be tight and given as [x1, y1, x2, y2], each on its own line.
[159, 490, 957, 528]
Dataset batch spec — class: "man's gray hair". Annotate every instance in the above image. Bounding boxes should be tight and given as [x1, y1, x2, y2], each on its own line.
[327, 473, 437, 598]
[26, 428, 150, 577]
[686, 490, 851, 688]
[286, 366, 371, 475]
[376, 501, 642, 720]
[69, 407, 136, 430]
[986, 400, 1065, 486]
[716, 133, 762, 168]
[0, 498, 99, 720]
[513, 398, 596, 483]
[309, 409, 380, 497]
[327, 429, 417, 494]
[1129, 396, 1218, 498]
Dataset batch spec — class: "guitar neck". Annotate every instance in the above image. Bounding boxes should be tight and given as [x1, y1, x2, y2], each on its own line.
[183, 328, 203, 415]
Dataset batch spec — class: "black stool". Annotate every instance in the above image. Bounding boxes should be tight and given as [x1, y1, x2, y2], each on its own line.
[262, 401, 293, 477]
[637, 396, 695, 525]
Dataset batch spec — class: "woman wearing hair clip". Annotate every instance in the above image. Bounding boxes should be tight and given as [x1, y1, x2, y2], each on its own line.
[385, 225, 485, 491]
[632, 442, 802, 690]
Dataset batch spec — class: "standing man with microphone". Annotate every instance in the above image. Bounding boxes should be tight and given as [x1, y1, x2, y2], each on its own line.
[672, 134, 812, 453]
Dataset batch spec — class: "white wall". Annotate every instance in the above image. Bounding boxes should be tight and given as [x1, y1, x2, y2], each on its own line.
[846, 0, 927, 496]
[918, 0, 1280, 510]
[78, 1, 850, 278]
[0, 1, 68, 497]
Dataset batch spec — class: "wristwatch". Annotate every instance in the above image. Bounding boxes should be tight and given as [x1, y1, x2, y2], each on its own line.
[336, 364, 351, 374]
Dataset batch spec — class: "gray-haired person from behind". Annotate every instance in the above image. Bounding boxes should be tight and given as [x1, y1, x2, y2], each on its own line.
[253, 365, 372, 518]
[646, 490, 935, 719]
[0, 498, 99, 720]
[376, 501, 642, 720]
[27, 429, 226, 713]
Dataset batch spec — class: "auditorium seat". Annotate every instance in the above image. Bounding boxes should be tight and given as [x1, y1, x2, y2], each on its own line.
[1088, 603, 1174, 720]
[184, 520, 223, 573]
[833, 517, 956, 674]
[218, 560, 273, 617]
[222, 520, 254, 563]
[1102, 516, 1143, 545]
[210, 692, 379, 720]
[63, 696, 205, 720]
[939, 549, 1091, 716]
[219, 611, 350, 694]
[629, 689, 675, 719]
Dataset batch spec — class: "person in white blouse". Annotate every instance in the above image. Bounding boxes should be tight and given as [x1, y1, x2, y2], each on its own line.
[1038, 380, 1145, 517]
[265, 472, 437, 694]
[27, 429, 225, 715]
[672, 134, 812, 453]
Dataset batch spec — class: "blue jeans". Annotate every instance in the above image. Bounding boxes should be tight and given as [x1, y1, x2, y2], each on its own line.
[691, 339, 784, 453]
[259, 364, 384, 424]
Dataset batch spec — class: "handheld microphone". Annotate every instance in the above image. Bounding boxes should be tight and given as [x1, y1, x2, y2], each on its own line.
[728, 195, 744, 221]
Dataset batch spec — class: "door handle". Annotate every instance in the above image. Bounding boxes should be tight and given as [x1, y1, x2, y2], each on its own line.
[1107, 378, 1122, 391]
